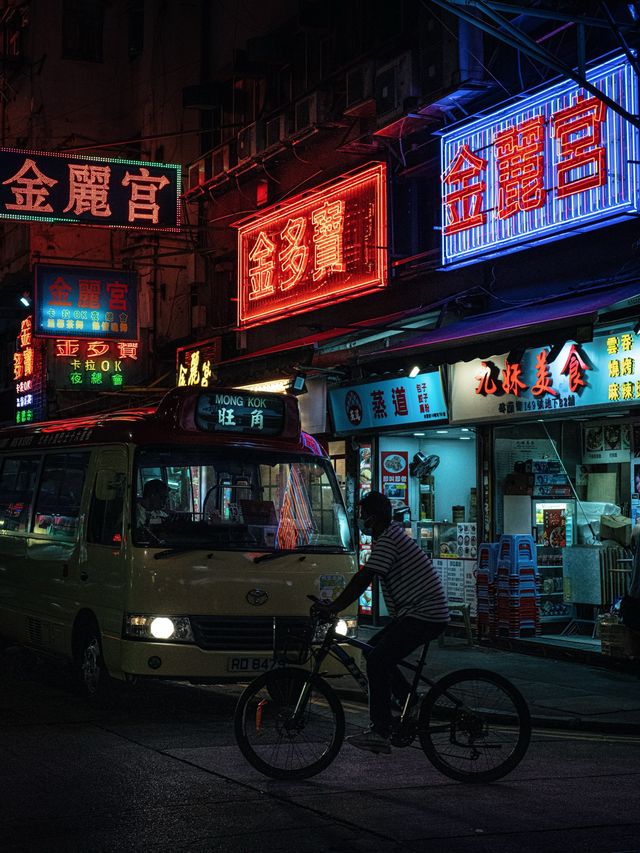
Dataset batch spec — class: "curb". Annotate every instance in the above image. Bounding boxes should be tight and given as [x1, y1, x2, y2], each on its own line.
[335, 688, 640, 736]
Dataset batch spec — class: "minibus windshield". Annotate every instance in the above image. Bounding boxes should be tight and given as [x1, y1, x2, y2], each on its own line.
[133, 447, 353, 553]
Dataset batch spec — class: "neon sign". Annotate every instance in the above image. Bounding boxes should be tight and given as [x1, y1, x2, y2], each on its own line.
[450, 328, 640, 423]
[14, 315, 45, 423]
[35, 265, 138, 340]
[52, 338, 138, 389]
[440, 54, 639, 267]
[0, 148, 180, 230]
[176, 336, 221, 388]
[235, 164, 387, 328]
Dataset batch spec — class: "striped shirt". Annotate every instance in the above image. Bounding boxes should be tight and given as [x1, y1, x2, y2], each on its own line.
[365, 522, 450, 623]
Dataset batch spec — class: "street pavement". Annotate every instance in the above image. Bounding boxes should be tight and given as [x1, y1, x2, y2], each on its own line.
[353, 625, 640, 735]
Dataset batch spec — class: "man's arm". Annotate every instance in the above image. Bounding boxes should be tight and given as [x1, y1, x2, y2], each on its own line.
[325, 568, 375, 613]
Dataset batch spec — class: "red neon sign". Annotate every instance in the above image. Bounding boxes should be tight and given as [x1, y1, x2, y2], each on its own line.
[235, 164, 387, 328]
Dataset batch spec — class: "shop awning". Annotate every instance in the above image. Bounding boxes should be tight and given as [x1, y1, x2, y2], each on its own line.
[365, 282, 640, 365]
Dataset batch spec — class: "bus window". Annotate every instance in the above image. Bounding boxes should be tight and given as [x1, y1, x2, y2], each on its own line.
[32, 452, 90, 539]
[88, 469, 126, 546]
[0, 456, 41, 532]
[133, 448, 353, 552]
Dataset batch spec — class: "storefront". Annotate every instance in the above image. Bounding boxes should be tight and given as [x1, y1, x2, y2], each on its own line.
[329, 369, 479, 625]
[449, 321, 639, 655]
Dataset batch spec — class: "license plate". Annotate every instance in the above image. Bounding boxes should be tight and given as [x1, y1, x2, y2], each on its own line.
[227, 656, 273, 673]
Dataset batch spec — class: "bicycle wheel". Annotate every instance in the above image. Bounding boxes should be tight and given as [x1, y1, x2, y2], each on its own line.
[234, 667, 345, 780]
[419, 668, 531, 783]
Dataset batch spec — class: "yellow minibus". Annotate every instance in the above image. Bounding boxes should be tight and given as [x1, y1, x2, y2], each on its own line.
[0, 387, 358, 696]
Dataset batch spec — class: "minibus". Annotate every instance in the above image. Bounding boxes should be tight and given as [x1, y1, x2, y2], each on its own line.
[0, 387, 357, 696]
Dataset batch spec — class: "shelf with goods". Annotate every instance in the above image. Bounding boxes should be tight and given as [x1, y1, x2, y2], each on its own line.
[536, 544, 572, 621]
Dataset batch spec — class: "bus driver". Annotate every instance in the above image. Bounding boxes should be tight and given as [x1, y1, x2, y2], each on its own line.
[136, 479, 172, 543]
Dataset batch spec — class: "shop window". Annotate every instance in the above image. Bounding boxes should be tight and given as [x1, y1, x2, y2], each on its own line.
[32, 452, 90, 540]
[494, 418, 632, 635]
[62, 0, 104, 62]
[0, 455, 41, 533]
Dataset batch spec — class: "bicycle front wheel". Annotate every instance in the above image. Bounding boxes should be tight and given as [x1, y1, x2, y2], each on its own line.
[419, 668, 531, 783]
[234, 668, 345, 780]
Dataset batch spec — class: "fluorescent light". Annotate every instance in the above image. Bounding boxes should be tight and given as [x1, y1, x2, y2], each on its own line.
[19, 294, 30, 307]
[459, 436, 472, 440]
[436, 430, 448, 434]
[461, 427, 470, 432]
[409, 365, 420, 378]
[413, 432, 425, 436]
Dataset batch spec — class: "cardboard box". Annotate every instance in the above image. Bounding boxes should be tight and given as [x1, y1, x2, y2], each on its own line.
[600, 514, 632, 547]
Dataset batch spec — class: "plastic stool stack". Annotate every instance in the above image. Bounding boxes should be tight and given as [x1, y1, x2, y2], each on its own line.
[495, 534, 541, 639]
[476, 542, 500, 639]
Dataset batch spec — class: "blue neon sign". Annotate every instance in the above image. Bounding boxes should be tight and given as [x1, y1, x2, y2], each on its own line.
[440, 54, 639, 268]
[35, 264, 138, 341]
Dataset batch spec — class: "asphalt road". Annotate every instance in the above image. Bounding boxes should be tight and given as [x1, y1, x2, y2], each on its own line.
[1, 648, 639, 853]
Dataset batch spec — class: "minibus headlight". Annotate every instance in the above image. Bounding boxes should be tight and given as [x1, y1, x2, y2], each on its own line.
[125, 614, 195, 643]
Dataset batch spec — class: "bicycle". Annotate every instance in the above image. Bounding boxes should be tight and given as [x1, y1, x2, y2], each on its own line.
[234, 597, 532, 782]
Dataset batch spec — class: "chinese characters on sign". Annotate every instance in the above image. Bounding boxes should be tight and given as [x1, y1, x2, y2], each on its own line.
[0, 148, 180, 230]
[440, 54, 639, 267]
[35, 265, 138, 340]
[176, 337, 221, 389]
[328, 371, 447, 433]
[14, 315, 45, 423]
[195, 391, 286, 436]
[53, 338, 138, 389]
[236, 164, 387, 327]
[450, 328, 640, 423]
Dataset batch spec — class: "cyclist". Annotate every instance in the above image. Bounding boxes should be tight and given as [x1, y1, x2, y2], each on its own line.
[313, 490, 449, 754]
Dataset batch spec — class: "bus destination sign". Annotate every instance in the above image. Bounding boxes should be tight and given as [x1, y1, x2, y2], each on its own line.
[196, 392, 285, 436]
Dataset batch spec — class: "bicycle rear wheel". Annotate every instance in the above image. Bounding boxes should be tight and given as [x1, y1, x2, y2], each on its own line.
[419, 668, 531, 783]
[234, 667, 344, 780]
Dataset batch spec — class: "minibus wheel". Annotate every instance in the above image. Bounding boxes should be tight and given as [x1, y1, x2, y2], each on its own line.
[74, 621, 110, 700]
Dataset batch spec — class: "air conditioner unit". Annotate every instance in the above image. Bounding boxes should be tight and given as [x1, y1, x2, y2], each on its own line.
[211, 143, 232, 179]
[236, 122, 258, 164]
[374, 52, 418, 127]
[187, 157, 206, 192]
[264, 113, 288, 150]
[345, 61, 374, 116]
[294, 92, 324, 134]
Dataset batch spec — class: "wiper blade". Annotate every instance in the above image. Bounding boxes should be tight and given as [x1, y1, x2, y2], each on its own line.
[154, 548, 214, 560]
[253, 546, 347, 564]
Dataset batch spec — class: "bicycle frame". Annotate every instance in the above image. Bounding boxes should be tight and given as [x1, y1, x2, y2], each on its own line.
[285, 618, 442, 728]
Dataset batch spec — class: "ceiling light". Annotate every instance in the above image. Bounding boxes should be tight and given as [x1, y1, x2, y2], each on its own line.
[459, 436, 472, 440]
[436, 430, 448, 434]
[461, 427, 470, 432]
[19, 293, 31, 308]
[409, 365, 420, 378]
[413, 432, 425, 436]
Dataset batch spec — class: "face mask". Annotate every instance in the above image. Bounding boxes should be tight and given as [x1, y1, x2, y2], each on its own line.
[357, 515, 373, 534]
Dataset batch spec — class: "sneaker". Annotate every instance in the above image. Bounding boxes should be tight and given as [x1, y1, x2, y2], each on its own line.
[345, 727, 391, 755]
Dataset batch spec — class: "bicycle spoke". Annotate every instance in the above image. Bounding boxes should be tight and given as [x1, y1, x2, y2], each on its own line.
[234, 669, 344, 779]
[419, 668, 531, 783]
